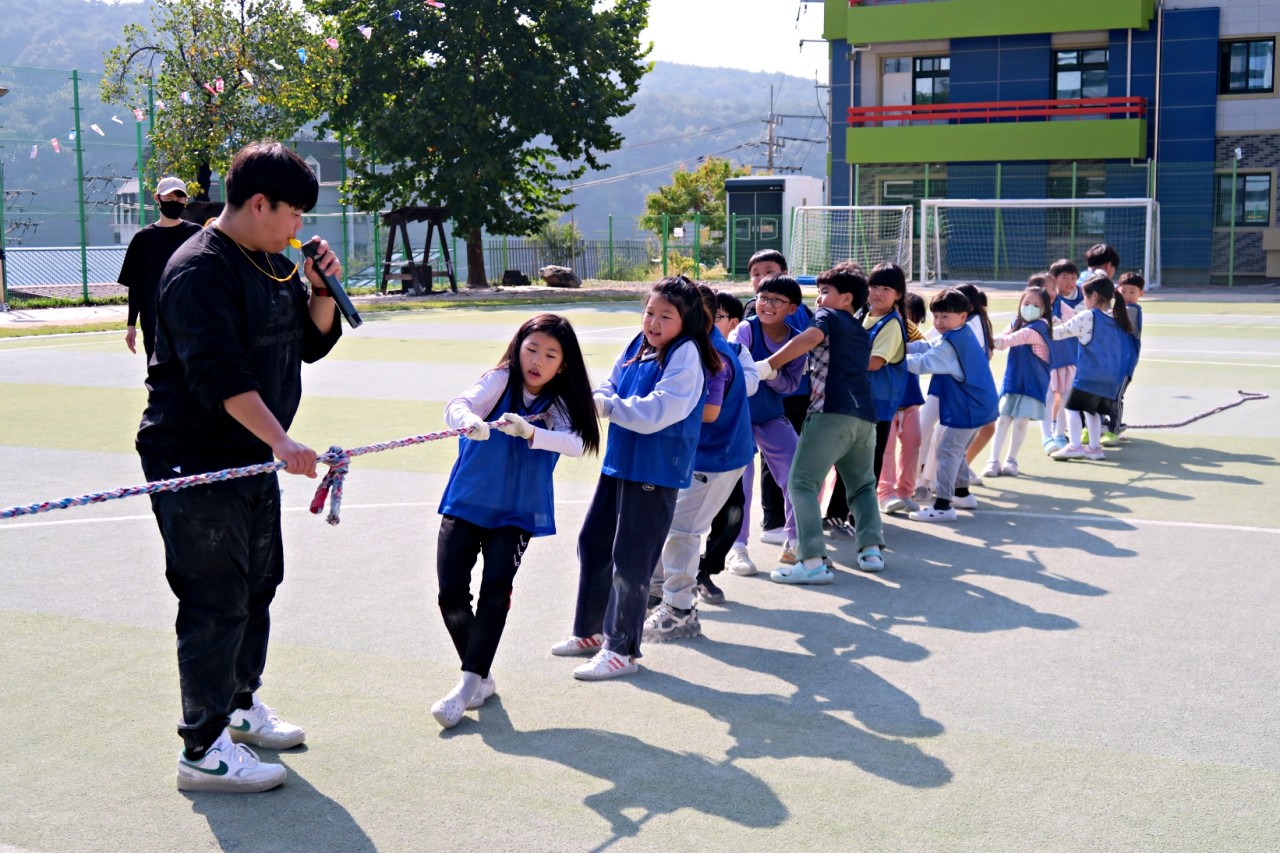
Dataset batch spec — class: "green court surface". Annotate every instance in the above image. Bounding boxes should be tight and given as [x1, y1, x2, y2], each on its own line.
[2, 299, 1278, 852]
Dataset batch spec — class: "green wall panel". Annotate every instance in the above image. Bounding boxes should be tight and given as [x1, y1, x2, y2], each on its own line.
[843, 119, 1148, 164]
[825, 0, 1154, 43]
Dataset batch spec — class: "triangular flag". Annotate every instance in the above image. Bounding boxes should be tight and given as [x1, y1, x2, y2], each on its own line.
[392, 10, 401, 21]
[358, 25, 372, 39]
[297, 47, 307, 64]
[181, 91, 192, 104]
[68, 130, 77, 140]
[425, 0, 445, 8]
[214, 77, 225, 93]
[133, 108, 145, 121]
[241, 69, 254, 86]
[324, 37, 339, 50]
[90, 124, 105, 136]
[268, 59, 284, 70]
[51, 138, 61, 153]
[155, 99, 166, 111]
[30, 144, 38, 158]
[111, 115, 124, 124]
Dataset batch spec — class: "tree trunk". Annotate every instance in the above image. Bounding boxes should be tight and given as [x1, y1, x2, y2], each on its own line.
[196, 162, 213, 201]
[465, 228, 488, 288]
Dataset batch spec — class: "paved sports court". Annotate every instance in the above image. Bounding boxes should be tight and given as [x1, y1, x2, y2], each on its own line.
[2, 297, 1278, 851]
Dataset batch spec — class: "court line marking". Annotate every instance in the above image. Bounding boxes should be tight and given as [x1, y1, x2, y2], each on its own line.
[3, 503, 1277, 535]
[1140, 358, 1280, 369]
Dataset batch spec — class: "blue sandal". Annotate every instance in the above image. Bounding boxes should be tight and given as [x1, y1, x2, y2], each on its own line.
[857, 546, 885, 573]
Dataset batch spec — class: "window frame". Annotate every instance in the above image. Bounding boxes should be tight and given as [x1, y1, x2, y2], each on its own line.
[1052, 47, 1110, 101]
[1213, 171, 1275, 229]
[911, 56, 950, 106]
[1219, 37, 1276, 97]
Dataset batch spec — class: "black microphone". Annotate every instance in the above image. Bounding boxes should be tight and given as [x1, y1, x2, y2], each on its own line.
[299, 239, 363, 329]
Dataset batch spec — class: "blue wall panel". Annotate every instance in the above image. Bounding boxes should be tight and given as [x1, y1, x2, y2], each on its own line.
[832, 40, 853, 206]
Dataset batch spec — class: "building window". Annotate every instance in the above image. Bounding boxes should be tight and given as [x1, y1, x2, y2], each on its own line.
[1214, 173, 1273, 226]
[880, 176, 948, 236]
[1054, 49, 1109, 100]
[913, 57, 949, 105]
[1219, 39, 1275, 95]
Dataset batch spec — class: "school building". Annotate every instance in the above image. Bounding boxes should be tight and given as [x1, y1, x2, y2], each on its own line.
[821, 0, 1280, 283]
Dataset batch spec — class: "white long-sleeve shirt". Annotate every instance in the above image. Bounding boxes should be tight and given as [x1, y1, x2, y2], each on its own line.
[594, 339, 705, 435]
[1051, 308, 1100, 346]
[445, 368, 585, 457]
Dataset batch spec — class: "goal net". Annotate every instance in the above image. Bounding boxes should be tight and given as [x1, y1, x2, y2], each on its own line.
[920, 198, 1160, 288]
[789, 206, 914, 282]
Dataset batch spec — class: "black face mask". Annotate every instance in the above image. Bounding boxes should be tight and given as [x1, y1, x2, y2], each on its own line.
[159, 199, 185, 220]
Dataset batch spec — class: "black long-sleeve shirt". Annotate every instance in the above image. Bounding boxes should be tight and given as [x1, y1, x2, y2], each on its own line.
[136, 226, 340, 473]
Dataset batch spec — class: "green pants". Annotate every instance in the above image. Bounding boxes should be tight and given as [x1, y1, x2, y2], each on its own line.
[788, 411, 883, 561]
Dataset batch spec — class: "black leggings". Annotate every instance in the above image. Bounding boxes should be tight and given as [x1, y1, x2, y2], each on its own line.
[825, 420, 892, 519]
[436, 515, 530, 678]
[701, 475, 745, 576]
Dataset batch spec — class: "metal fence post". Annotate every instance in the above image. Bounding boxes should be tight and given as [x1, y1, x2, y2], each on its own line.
[0, 155, 8, 310]
[1228, 156, 1237, 288]
[134, 119, 148, 227]
[693, 212, 701, 279]
[661, 214, 669, 276]
[727, 213, 735, 280]
[147, 75, 156, 224]
[71, 69, 89, 302]
[1069, 161, 1078, 262]
[993, 162, 1003, 281]
[608, 213, 614, 278]
[339, 136, 349, 288]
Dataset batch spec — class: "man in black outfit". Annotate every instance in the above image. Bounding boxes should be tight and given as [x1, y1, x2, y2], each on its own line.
[136, 142, 343, 793]
[117, 176, 202, 359]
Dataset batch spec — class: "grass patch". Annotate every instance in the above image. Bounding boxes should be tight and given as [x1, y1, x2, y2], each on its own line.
[7, 295, 128, 310]
[0, 321, 125, 338]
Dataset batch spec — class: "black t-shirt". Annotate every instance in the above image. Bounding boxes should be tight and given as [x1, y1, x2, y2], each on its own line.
[117, 221, 203, 334]
[136, 226, 341, 472]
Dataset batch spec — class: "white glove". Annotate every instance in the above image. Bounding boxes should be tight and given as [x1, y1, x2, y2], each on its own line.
[754, 358, 778, 382]
[496, 412, 534, 439]
[460, 412, 490, 441]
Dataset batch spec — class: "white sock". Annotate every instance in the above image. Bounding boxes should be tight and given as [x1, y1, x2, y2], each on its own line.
[1084, 412, 1102, 449]
[1067, 410, 1083, 446]
[990, 415, 1013, 465]
[448, 672, 482, 705]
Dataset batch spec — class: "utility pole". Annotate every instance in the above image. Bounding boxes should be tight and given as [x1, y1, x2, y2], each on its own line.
[765, 86, 777, 174]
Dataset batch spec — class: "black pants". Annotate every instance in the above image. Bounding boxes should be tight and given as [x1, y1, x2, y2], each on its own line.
[700, 475, 745, 576]
[436, 515, 530, 678]
[141, 454, 282, 755]
[573, 474, 677, 658]
[1103, 375, 1132, 433]
[825, 419, 892, 520]
[760, 395, 811, 530]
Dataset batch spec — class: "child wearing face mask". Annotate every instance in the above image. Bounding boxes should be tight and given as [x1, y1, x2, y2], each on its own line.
[984, 285, 1054, 477]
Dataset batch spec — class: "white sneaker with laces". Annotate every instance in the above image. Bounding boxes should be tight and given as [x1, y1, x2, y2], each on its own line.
[573, 649, 638, 681]
[643, 603, 701, 642]
[550, 634, 604, 657]
[759, 527, 788, 545]
[726, 546, 757, 577]
[228, 695, 305, 750]
[177, 729, 286, 793]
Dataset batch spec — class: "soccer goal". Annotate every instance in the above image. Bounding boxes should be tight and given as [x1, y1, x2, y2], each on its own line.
[920, 198, 1160, 288]
[789, 206, 914, 283]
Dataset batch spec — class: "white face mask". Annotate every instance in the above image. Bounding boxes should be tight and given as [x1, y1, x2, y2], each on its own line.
[1020, 304, 1043, 322]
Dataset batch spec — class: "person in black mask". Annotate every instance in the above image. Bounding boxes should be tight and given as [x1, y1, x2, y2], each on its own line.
[117, 176, 202, 359]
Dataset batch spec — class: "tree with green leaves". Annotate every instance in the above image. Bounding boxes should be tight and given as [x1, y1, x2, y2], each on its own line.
[102, 0, 338, 199]
[315, 0, 649, 287]
[639, 156, 749, 265]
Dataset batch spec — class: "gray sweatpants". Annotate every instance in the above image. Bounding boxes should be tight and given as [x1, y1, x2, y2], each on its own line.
[933, 425, 978, 502]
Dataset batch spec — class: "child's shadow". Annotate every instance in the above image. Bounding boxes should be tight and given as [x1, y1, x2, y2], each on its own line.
[475, 701, 788, 847]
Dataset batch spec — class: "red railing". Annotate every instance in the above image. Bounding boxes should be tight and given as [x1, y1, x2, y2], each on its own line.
[847, 97, 1147, 127]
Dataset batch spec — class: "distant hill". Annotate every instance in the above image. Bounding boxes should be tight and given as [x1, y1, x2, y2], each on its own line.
[0, 0, 830, 240]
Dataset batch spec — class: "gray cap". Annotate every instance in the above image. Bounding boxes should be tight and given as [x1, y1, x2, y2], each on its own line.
[155, 176, 187, 197]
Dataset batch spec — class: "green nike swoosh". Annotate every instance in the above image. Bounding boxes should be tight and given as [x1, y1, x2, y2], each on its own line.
[230, 720, 251, 732]
[181, 759, 229, 776]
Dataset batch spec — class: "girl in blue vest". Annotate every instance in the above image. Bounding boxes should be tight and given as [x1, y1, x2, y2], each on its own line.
[431, 314, 600, 728]
[1045, 258, 1084, 451]
[1044, 276, 1136, 462]
[986, 286, 1055, 477]
[555, 277, 719, 680]
[905, 288, 1000, 522]
[879, 291, 928, 514]
[864, 262, 910, 486]
[645, 284, 759, 641]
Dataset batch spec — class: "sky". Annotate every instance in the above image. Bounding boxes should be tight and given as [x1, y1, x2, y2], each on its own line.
[641, 0, 829, 83]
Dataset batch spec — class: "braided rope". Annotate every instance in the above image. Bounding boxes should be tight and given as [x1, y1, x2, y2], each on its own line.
[0, 414, 545, 523]
[1124, 390, 1269, 430]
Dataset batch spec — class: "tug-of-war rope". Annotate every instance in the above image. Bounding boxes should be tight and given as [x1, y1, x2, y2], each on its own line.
[0, 414, 546, 524]
[1122, 389, 1269, 430]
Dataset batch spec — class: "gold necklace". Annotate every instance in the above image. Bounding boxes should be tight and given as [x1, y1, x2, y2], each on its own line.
[213, 224, 298, 283]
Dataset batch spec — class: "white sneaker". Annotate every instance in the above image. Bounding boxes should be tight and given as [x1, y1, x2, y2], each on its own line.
[952, 494, 978, 510]
[1052, 444, 1087, 461]
[228, 695, 306, 750]
[1001, 460, 1020, 477]
[467, 674, 497, 710]
[177, 729, 285, 793]
[550, 633, 604, 657]
[759, 527, 788, 545]
[643, 603, 701, 642]
[880, 497, 907, 514]
[430, 693, 467, 729]
[980, 461, 1001, 479]
[966, 465, 983, 486]
[726, 546, 757, 577]
[908, 506, 958, 522]
[573, 649, 638, 681]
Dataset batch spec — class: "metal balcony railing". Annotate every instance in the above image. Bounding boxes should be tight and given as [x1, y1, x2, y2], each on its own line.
[847, 97, 1147, 127]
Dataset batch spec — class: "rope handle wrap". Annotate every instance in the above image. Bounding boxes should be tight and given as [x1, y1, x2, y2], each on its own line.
[0, 413, 547, 523]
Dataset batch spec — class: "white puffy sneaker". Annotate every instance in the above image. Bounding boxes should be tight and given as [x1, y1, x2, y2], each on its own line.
[228, 695, 306, 750]
[759, 527, 788, 545]
[176, 729, 286, 793]
[726, 546, 757, 577]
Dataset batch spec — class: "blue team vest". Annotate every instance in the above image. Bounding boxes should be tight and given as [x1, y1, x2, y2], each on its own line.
[601, 334, 707, 490]
[437, 382, 560, 536]
[785, 303, 814, 398]
[930, 325, 999, 429]
[745, 315, 792, 425]
[866, 311, 908, 422]
[1050, 291, 1086, 368]
[1001, 319, 1051, 401]
[694, 329, 754, 473]
[1074, 309, 1132, 400]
